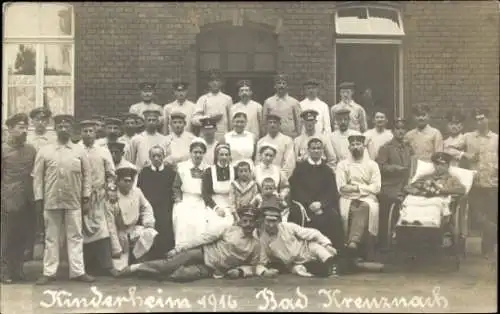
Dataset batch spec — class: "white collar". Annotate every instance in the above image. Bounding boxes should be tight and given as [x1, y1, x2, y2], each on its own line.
[307, 157, 322, 166]
[151, 164, 165, 172]
[217, 162, 230, 169]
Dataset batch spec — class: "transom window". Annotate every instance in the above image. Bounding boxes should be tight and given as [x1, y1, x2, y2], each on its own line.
[335, 6, 404, 36]
[3, 2, 74, 123]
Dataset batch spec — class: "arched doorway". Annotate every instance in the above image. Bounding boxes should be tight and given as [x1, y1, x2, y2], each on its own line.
[197, 23, 278, 104]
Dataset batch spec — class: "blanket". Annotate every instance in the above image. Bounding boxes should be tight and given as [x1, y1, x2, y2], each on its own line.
[398, 195, 451, 227]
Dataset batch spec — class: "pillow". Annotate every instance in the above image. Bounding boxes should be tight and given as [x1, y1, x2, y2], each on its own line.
[411, 160, 476, 194]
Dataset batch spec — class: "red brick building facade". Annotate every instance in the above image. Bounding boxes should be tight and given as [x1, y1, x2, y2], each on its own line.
[3, 1, 499, 132]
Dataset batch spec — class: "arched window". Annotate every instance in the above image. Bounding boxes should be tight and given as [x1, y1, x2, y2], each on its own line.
[335, 4, 404, 37]
[3, 2, 74, 123]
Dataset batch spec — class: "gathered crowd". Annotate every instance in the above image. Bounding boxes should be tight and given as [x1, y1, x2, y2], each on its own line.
[1, 70, 498, 284]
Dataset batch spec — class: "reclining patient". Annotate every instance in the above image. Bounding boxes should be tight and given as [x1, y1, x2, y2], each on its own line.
[400, 152, 466, 227]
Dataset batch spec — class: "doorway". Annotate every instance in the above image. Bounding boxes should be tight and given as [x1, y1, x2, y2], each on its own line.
[336, 43, 400, 124]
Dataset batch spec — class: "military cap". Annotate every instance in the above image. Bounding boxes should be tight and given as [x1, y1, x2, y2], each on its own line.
[304, 78, 320, 87]
[237, 205, 257, 219]
[237, 79, 252, 88]
[412, 103, 430, 116]
[259, 142, 278, 155]
[190, 137, 208, 152]
[300, 109, 319, 121]
[199, 116, 217, 129]
[307, 136, 324, 147]
[472, 108, 490, 119]
[143, 109, 162, 118]
[335, 108, 351, 116]
[139, 81, 156, 91]
[446, 110, 465, 123]
[107, 141, 126, 152]
[170, 111, 186, 121]
[172, 81, 189, 91]
[347, 134, 366, 144]
[29, 107, 52, 119]
[105, 117, 123, 126]
[121, 112, 139, 122]
[5, 113, 29, 128]
[431, 152, 453, 165]
[53, 114, 74, 125]
[393, 117, 407, 129]
[260, 197, 282, 220]
[338, 82, 355, 90]
[274, 74, 288, 84]
[79, 120, 97, 128]
[116, 166, 138, 180]
[266, 112, 281, 122]
[207, 69, 222, 81]
[232, 110, 247, 120]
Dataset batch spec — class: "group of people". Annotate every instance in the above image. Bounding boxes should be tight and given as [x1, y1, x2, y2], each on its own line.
[1, 70, 498, 285]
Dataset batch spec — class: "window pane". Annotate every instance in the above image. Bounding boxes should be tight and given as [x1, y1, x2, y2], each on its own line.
[44, 44, 72, 76]
[4, 3, 40, 37]
[199, 53, 220, 71]
[255, 33, 276, 53]
[198, 31, 221, 52]
[226, 30, 254, 53]
[336, 8, 371, 35]
[40, 3, 73, 37]
[7, 86, 36, 115]
[368, 8, 404, 35]
[43, 87, 72, 115]
[254, 54, 275, 71]
[4, 44, 37, 83]
[227, 53, 248, 72]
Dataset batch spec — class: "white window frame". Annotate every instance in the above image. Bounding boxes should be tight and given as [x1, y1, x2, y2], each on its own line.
[334, 5, 405, 37]
[2, 2, 75, 127]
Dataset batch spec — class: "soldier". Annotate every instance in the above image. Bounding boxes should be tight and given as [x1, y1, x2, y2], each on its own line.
[262, 74, 301, 138]
[119, 113, 139, 146]
[331, 82, 368, 133]
[192, 69, 233, 142]
[443, 110, 466, 167]
[164, 111, 197, 166]
[404, 103, 444, 162]
[27, 107, 56, 152]
[129, 81, 163, 120]
[1, 113, 37, 283]
[91, 115, 107, 139]
[33, 114, 94, 285]
[329, 108, 362, 163]
[363, 110, 393, 160]
[199, 116, 219, 166]
[135, 115, 145, 134]
[163, 82, 196, 135]
[299, 79, 332, 134]
[230, 79, 263, 138]
[96, 117, 128, 150]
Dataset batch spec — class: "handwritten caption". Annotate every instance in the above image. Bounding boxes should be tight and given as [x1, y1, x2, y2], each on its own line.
[39, 285, 449, 311]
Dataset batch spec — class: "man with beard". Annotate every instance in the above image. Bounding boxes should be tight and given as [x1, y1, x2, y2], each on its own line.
[404, 103, 443, 162]
[363, 111, 393, 160]
[125, 109, 169, 169]
[256, 112, 296, 180]
[119, 113, 139, 146]
[230, 80, 263, 138]
[199, 117, 219, 165]
[288, 137, 345, 251]
[33, 114, 94, 285]
[329, 108, 362, 162]
[299, 79, 332, 134]
[137, 146, 178, 260]
[163, 82, 196, 135]
[262, 74, 301, 138]
[96, 117, 129, 150]
[336, 135, 381, 262]
[1, 113, 37, 283]
[120, 206, 277, 280]
[78, 120, 117, 276]
[331, 82, 368, 133]
[27, 107, 56, 152]
[192, 69, 233, 141]
[164, 111, 196, 167]
[443, 110, 466, 167]
[91, 115, 107, 140]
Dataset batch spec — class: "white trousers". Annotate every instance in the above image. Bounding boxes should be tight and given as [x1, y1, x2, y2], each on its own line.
[43, 209, 85, 278]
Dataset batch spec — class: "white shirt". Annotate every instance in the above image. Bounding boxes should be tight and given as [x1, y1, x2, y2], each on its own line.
[299, 97, 332, 134]
[363, 128, 394, 160]
[230, 100, 263, 137]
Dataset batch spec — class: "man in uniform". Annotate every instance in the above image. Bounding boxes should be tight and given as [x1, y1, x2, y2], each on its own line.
[463, 108, 498, 258]
[125, 109, 169, 170]
[164, 111, 196, 166]
[163, 82, 196, 135]
[299, 79, 332, 134]
[33, 114, 95, 285]
[91, 115, 107, 140]
[404, 103, 444, 162]
[329, 108, 362, 162]
[108, 142, 137, 186]
[192, 69, 233, 141]
[443, 110, 466, 167]
[135, 115, 145, 134]
[331, 82, 368, 133]
[96, 117, 128, 149]
[293, 109, 337, 171]
[363, 111, 393, 160]
[119, 113, 139, 146]
[199, 116, 219, 165]
[230, 80, 263, 138]
[1, 113, 37, 283]
[27, 107, 56, 152]
[256, 112, 296, 180]
[129, 82, 163, 120]
[262, 74, 302, 138]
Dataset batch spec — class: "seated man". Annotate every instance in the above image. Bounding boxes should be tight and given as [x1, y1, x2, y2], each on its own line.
[105, 167, 158, 271]
[119, 206, 278, 281]
[401, 152, 466, 227]
[258, 198, 338, 278]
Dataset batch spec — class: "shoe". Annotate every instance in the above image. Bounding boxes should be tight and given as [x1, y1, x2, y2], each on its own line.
[36, 276, 56, 285]
[117, 266, 132, 277]
[291, 265, 313, 277]
[109, 268, 121, 277]
[71, 274, 95, 283]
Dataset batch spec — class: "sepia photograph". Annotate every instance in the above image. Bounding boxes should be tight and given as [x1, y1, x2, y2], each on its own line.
[1, 1, 498, 313]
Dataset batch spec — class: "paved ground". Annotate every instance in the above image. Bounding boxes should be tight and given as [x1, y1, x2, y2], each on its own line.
[1, 237, 497, 313]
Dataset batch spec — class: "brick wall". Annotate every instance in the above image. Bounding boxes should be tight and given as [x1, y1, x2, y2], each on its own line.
[74, 1, 498, 133]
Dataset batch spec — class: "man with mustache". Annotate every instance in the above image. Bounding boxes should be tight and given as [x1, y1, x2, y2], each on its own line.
[119, 113, 139, 147]
[230, 80, 263, 138]
[27, 107, 56, 152]
[91, 115, 107, 140]
[299, 79, 332, 134]
[363, 111, 393, 160]
[404, 103, 443, 162]
[163, 82, 196, 135]
[336, 135, 381, 262]
[129, 82, 163, 121]
[262, 74, 302, 138]
[33, 114, 94, 285]
[331, 82, 368, 133]
[329, 108, 362, 162]
[96, 117, 129, 150]
[1, 113, 37, 283]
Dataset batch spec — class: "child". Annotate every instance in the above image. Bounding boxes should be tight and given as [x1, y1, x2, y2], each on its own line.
[229, 161, 259, 223]
[252, 177, 289, 221]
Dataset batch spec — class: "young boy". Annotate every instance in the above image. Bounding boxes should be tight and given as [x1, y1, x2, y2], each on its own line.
[252, 177, 289, 221]
[229, 161, 259, 223]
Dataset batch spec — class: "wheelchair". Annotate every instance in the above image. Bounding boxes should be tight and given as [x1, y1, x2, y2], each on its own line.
[385, 160, 475, 271]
